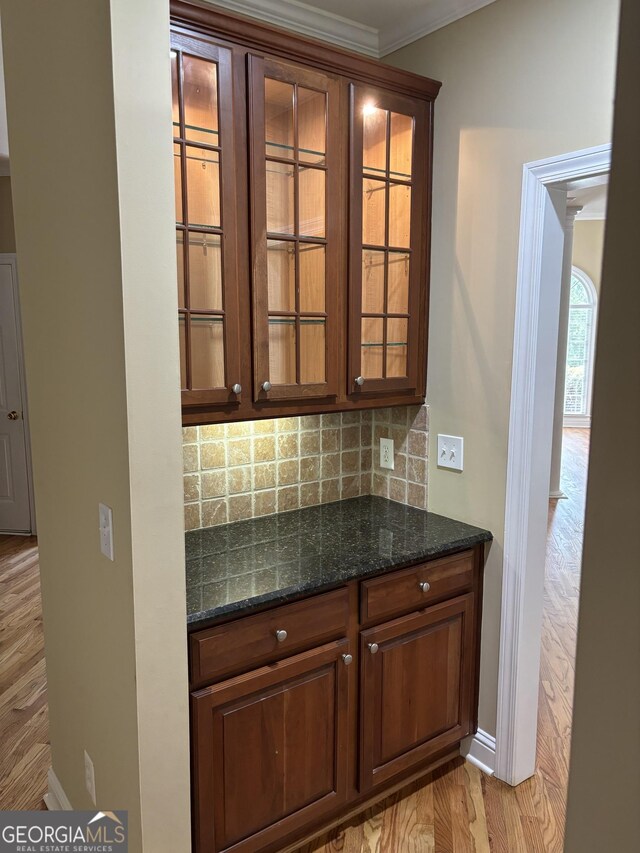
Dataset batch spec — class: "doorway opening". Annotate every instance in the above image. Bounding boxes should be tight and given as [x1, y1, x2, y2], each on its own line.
[495, 145, 611, 788]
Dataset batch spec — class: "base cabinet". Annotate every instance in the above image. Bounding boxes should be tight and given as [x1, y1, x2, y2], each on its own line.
[192, 639, 351, 853]
[190, 547, 484, 853]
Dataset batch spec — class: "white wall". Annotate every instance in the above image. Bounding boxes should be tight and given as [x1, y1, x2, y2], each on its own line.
[0, 1, 190, 849]
[389, 0, 619, 736]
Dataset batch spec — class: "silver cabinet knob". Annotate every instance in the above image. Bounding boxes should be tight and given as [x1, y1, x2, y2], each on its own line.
[342, 653, 353, 666]
[419, 581, 431, 593]
[7, 411, 19, 421]
[231, 383, 242, 394]
[275, 629, 287, 643]
[368, 642, 379, 655]
[262, 380, 272, 392]
[355, 376, 365, 386]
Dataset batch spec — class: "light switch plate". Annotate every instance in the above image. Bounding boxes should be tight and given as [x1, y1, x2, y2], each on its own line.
[99, 503, 114, 561]
[379, 437, 394, 470]
[437, 434, 464, 471]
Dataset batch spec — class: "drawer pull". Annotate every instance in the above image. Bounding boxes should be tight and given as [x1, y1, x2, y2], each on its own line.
[419, 581, 431, 593]
[275, 629, 288, 643]
[368, 643, 379, 655]
[342, 653, 353, 666]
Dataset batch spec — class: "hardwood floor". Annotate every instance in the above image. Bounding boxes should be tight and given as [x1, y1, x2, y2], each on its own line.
[0, 429, 589, 849]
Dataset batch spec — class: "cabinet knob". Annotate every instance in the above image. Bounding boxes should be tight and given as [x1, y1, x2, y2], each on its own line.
[368, 642, 379, 655]
[275, 629, 287, 643]
[419, 581, 431, 593]
[355, 376, 365, 387]
[231, 383, 242, 395]
[261, 380, 272, 392]
[7, 411, 19, 421]
[342, 653, 353, 666]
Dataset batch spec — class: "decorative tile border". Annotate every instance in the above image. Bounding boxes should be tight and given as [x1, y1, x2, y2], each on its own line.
[183, 405, 428, 530]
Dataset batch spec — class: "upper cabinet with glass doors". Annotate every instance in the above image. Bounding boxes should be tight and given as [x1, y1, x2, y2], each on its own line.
[170, 2, 440, 424]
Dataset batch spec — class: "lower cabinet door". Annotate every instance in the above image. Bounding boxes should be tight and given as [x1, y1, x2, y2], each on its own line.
[192, 638, 352, 853]
[359, 594, 475, 791]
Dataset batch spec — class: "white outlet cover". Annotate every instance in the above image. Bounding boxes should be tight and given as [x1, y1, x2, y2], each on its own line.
[84, 749, 96, 805]
[437, 434, 464, 472]
[99, 503, 114, 561]
[379, 437, 394, 470]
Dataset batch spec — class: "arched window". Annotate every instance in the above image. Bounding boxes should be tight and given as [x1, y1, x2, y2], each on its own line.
[564, 266, 597, 420]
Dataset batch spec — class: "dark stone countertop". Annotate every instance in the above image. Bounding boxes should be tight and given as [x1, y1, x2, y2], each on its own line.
[185, 495, 492, 631]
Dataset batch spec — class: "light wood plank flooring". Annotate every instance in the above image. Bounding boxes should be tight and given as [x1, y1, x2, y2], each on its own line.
[0, 429, 589, 849]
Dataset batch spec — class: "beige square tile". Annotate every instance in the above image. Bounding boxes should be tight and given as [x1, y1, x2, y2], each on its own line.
[393, 452, 407, 479]
[341, 425, 361, 450]
[200, 441, 226, 470]
[277, 416, 299, 432]
[321, 413, 341, 428]
[228, 494, 252, 522]
[300, 414, 321, 431]
[202, 498, 228, 527]
[300, 430, 320, 456]
[389, 477, 407, 504]
[228, 466, 251, 495]
[300, 456, 320, 482]
[277, 459, 299, 486]
[408, 482, 427, 510]
[278, 485, 300, 512]
[360, 472, 373, 494]
[321, 453, 340, 480]
[254, 462, 276, 491]
[390, 407, 409, 427]
[184, 503, 201, 531]
[300, 481, 320, 507]
[372, 473, 389, 498]
[184, 473, 200, 502]
[201, 470, 226, 499]
[391, 426, 409, 451]
[341, 450, 359, 474]
[408, 429, 428, 458]
[374, 408, 391, 424]
[253, 435, 276, 462]
[226, 422, 252, 438]
[278, 433, 299, 459]
[321, 478, 340, 503]
[408, 455, 427, 485]
[228, 438, 251, 466]
[182, 426, 198, 442]
[254, 489, 276, 517]
[361, 410, 373, 423]
[341, 411, 361, 426]
[200, 423, 225, 440]
[374, 424, 391, 444]
[360, 424, 373, 447]
[408, 404, 429, 432]
[361, 448, 373, 472]
[253, 419, 275, 435]
[183, 443, 199, 473]
[321, 428, 340, 452]
[341, 475, 360, 499]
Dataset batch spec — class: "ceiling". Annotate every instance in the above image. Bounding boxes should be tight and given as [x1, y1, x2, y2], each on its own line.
[211, 0, 498, 57]
[567, 175, 609, 221]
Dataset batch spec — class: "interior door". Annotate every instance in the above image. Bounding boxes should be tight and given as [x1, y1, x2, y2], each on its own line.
[359, 594, 474, 791]
[0, 258, 32, 533]
[248, 55, 342, 403]
[192, 639, 351, 853]
[348, 84, 430, 398]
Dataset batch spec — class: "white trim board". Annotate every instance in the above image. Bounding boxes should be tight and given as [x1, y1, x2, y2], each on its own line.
[496, 144, 611, 787]
[461, 728, 496, 776]
[206, 0, 499, 58]
[44, 768, 73, 810]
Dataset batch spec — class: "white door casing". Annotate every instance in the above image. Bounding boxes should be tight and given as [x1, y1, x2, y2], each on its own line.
[0, 255, 33, 533]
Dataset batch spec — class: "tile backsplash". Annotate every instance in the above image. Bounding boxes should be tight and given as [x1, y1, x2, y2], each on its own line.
[183, 405, 429, 531]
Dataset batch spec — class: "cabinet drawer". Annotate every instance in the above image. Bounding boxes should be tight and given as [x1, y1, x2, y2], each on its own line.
[190, 587, 350, 687]
[360, 550, 474, 624]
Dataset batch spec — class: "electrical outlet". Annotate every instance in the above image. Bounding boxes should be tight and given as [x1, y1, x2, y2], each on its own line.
[84, 749, 96, 805]
[437, 434, 464, 472]
[379, 437, 394, 470]
[99, 503, 114, 561]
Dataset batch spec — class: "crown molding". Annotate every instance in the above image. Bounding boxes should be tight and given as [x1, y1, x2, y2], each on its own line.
[206, 0, 379, 56]
[380, 0, 498, 56]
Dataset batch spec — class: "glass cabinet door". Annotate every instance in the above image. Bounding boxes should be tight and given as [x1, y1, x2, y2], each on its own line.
[172, 37, 242, 407]
[249, 56, 342, 402]
[349, 85, 430, 397]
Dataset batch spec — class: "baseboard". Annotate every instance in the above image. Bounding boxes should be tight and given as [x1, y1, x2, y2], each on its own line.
[460, 728, 496, 776]
[44, 767, 73, 810]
